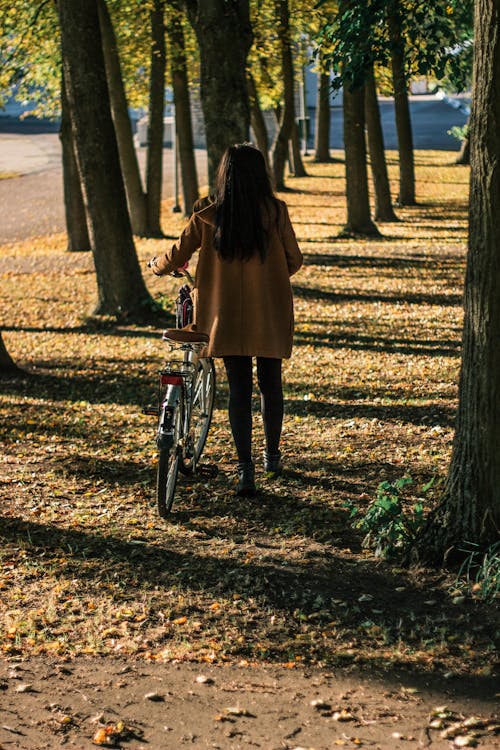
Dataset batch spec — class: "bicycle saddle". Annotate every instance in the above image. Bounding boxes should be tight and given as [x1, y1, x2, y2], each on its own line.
[162, 324, 209, 344]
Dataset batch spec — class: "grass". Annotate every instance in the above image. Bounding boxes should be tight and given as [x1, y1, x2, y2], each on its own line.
[1, 151, 498, 680]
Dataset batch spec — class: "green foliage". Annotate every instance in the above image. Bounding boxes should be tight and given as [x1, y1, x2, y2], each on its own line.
[316, 0, 473, 93]
[447, 124, 469, 143]
[454, 542, 500, 604]
[346, 476, 429, 559]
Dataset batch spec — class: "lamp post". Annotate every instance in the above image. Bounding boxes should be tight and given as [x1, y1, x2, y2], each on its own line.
[172, 102, 181, 213]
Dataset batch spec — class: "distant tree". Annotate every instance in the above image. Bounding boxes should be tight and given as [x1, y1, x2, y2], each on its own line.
[247, 71, 271, 170]
[314, 67, 333, 162]
[184, 0, 253, 188]
[98, 0, 149, 236]
[342, 81, 379, 236]
[386, 0, 415, 205]
[364, 66, 398, 221]
[416, 0, 500, 561]
[270, 0, 298, 189]
[60, 77, 91, 251]
[145, 0, 167, 235]
[167, 7, 199, 215]
[58, 0, 152, 317]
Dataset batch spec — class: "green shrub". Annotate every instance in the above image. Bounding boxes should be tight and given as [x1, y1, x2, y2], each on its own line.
[346, 476, 430, 559]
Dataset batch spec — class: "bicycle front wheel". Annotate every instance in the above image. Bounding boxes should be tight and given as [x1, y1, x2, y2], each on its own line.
[157, 399, 183, 517]
[179, 358, 216, 475]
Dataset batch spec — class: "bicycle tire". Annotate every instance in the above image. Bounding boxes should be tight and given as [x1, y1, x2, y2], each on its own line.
[157, 397, 183, 517]
[179, 358, 216, 475]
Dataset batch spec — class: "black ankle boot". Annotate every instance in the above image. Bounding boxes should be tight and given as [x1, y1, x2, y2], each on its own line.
[236, 461, 256, 496]
[264, 451, 283, 477]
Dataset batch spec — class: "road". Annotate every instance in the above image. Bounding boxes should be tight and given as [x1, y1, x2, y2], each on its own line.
[0, 94, 469, 243]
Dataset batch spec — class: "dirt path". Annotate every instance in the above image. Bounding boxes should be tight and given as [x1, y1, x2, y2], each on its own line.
[1, 657, 498, 749]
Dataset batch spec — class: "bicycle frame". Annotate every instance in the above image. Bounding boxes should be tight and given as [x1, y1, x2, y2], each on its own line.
[157, 342, 204, 467]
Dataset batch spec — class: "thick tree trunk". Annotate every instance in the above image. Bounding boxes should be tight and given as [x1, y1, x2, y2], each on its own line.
[342, 84, 379, 236]
[271, 0, 295, 190]
[168, 10, 199, 215]
[248, 71, 270, 171]
[60, 77, 91, 251]
[0, 332, 19, 375]
[146, 0, 166, 236]
[185, 0, 252, 190]
[364, 67, 398, 222]
[288, 118, 307, 177]
[98, 0, 148, 236]
[58, 0, 151, 318]
[387, 0, 416, 206]
[314, 70, 332, 162]
[416, 0, 500, 562]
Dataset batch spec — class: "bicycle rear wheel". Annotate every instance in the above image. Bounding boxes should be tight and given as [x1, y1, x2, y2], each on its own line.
[179, 358, 216, 475]
[157, 398, 183, 517]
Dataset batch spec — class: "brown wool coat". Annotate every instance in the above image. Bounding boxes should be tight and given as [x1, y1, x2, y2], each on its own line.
[153, 199, 303, 359]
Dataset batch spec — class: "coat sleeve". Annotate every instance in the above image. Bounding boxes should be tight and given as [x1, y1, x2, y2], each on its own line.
[280, 203, 303, 277]
[152, 215, 202, 275]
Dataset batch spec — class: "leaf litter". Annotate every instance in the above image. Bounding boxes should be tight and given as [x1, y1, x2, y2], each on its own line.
[0, 153, 498, 748]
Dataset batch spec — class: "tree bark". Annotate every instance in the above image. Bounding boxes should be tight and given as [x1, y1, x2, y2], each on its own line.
[342, 84, 379, 236]
[364, 67, 398, 222]
[271, 0, 295, 190]
[0, 332, 19, 375]
[314, 70, 332, 162]
[60, 76, 91, 251]
[387, 0, 416, 206]
[288, 118, 307, 177]
[185, 0, 252, 190]
[168, 9, 199, 215]
[248, 71, 270, 171]
[98, 0, 149, 236]
[146, 0, 166, 236]
[456, 135, 470, 165]
[416, 0, 500, 562]
[58, 0, 151, 318]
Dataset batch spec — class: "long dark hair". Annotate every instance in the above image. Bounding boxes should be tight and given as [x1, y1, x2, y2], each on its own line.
[213, 144, 279, 262]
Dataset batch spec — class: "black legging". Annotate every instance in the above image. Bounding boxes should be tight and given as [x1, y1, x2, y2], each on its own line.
[223, 356, 283, 463]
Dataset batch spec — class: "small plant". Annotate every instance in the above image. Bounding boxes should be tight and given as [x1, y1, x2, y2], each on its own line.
[447, 124, 469, 142]
[346, 476, 430, 559]
[454, 541, 500, 604]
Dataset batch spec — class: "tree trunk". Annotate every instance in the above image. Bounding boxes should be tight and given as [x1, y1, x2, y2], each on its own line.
[146, 0, 166, 236]
[98, 0, 149, 236]
[271, 0, 295, 190]
[456, 136, 470, 165]
[364, 67, 398, 222]
[288, 118, 307, 177]
[248, 71, 270, 171]
[0, 332, 19, 375]
[416, 0, 500, 562]
[342, 84, 379, 236]
[185, 0, 252, 190]
[60, 76, 91, 251]
[314, 70, 332, 162]
[167, 9, 199, 215]
[387, 0, 416, 206]
[58, 0, 151, 318]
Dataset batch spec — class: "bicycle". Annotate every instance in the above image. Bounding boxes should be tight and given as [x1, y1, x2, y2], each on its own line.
[147, 270, 216, 517]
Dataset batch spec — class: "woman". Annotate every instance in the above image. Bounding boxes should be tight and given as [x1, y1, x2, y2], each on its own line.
[149, 144, 303, 496]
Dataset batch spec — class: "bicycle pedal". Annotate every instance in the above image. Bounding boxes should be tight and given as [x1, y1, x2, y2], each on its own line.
[143, 406, 159, 416]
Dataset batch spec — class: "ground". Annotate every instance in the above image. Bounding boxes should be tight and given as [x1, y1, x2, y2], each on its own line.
[0, 153, 499, 748]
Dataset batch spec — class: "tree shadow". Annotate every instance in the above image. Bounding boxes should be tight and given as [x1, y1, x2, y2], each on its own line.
[1, 512, 498, 694]
[293, 284, 463, 308]
[301, 253, 462, 271]
[293, 329, 461, 358]
[283, 398, 455, 427]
